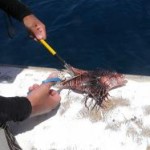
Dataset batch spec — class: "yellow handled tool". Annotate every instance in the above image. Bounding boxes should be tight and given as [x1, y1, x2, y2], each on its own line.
[39, 39, 56, 55]
[39, 39, 70, 70]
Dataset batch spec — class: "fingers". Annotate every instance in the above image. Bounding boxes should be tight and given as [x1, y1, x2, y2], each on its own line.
[28, 82, 52, 95]
[49, 89, 59, 96]
[28, 78, 56, 94]
[40, 82, 54, 91]
[31, 23, 46, 40]
[23, 14, 47, 40]
[48, 89, 61, 107]
[29, 84, 39, 90]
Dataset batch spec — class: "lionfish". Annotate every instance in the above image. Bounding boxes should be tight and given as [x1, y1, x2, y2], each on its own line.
[57, 65, 127, 109]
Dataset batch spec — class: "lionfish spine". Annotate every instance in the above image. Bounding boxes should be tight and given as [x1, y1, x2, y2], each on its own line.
[58, 67, 127, 109]
[62, 74, 90, 91]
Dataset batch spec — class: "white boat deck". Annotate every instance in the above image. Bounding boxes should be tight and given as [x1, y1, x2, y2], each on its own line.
[0, 65, 150, 150]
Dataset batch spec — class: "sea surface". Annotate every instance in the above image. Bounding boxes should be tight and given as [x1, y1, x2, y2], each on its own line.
[0, 0, 150, 75]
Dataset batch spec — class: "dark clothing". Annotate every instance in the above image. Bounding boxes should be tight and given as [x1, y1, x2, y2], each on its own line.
[0, 0, 32, 124]
[0, 97, 32, 149]
[0, 1, 33, 149]
[0, 0, 32, 21]
[0, 97, 32, 124]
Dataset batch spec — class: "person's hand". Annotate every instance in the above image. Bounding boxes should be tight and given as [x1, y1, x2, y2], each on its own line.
[27, 82, 61, 117]
[23, 14, 46, 40]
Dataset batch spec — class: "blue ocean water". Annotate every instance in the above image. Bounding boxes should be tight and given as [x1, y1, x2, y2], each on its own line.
[0, 0, 150, 75]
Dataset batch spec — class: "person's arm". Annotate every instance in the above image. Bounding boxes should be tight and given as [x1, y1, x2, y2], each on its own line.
[0, 96, 32, 124]
[27, 82, 61, 117]
[0, 0, 46, 39]
[0, 79, 61, 123]
[0, 0, 32, 21]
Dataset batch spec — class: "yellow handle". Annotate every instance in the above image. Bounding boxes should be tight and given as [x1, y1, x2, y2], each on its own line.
[39, 39, 56, 55]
